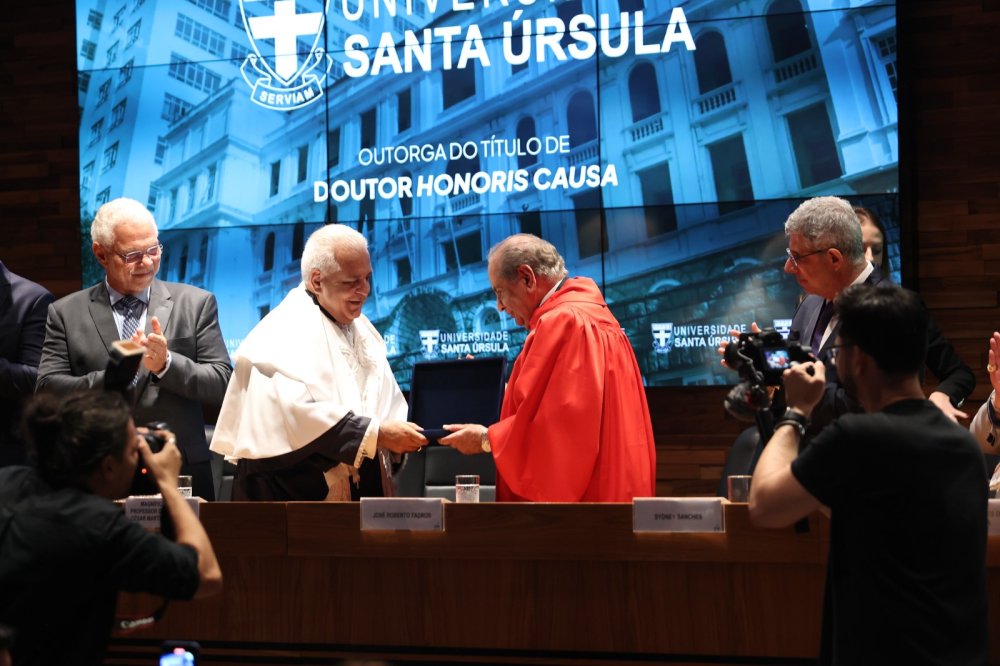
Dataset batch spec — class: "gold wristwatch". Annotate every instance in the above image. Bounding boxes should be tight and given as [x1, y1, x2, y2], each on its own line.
[481, 427, 492, 453]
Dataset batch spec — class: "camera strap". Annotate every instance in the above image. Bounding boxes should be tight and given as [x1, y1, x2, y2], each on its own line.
[116, 598, 170, 633]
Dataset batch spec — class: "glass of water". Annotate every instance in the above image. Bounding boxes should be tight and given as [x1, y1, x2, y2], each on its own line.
[727, 475, 751, 503]
[455, 474, 480, 503]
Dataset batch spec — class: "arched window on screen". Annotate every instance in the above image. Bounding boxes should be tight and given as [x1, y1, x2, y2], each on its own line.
[694, 31, 732, 94]
[766, 0, 811, 63]
[516, 116, 537, 169]
[566, 91, 597, 149]
[628, 62, 661, 123]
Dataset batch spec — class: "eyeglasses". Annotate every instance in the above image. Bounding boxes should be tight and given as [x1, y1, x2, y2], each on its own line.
[827, 342, 855, 365]
[115, 243, 163, 264]
[785, 247, 831, 270]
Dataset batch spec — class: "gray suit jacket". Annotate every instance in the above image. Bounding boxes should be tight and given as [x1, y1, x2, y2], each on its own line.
[36, 279, 232, 464]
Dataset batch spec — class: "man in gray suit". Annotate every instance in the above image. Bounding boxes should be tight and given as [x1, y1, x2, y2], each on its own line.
[37, 198, 231, 499]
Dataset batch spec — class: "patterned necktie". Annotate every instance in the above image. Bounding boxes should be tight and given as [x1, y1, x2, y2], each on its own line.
[115, 295, 143, 341]
[810, 300, 835, 353]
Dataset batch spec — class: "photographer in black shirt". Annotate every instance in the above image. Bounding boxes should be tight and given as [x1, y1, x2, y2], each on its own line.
[750, 284, 988, 665]
[0, 390, 222, 665]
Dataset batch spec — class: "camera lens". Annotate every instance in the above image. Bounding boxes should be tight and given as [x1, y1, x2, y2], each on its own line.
[142, 432, 166, 453]
[143, 421, 171, 453]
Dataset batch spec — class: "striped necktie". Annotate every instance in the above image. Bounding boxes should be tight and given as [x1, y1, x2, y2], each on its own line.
[116, 295, 143, 341]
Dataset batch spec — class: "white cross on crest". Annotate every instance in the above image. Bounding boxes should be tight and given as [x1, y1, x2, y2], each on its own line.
[419, 330, 440, 357]
[246, 0, 322, 82]
[239, 0, 333, 111]
[651, 322, 673, 354]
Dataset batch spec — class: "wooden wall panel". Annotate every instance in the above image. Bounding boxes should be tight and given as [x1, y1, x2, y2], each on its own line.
[0, 1, 81, 296]
[907, 0, 1000, 432]
[2, 1, 998, 495]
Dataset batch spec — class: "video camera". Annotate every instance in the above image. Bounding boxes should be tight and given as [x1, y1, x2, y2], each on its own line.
[723, 328, 814, 424]
[723, 328, 813, 387]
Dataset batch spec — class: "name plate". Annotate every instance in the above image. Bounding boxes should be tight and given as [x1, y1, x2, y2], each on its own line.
[124, 495, 200, 529]
[989, 500, 1000, 536]
[632, 498, 724, 533]
[360, 497, 444, 531]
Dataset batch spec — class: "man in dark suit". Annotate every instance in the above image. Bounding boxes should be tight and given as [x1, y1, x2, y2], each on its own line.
[784, 195, 878, 434]
[36, 198, 231, 499]
[717, 197, 974, 489]
[0, 261, 54, 466]
[784, 196, 972, 434]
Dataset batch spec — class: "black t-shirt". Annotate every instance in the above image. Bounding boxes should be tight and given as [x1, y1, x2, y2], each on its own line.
[791, 399, 989, 666]
[0, 467, 201, 666]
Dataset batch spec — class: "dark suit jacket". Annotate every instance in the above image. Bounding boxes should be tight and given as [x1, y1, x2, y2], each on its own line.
[0, 262, 54, 465]
[789, 268, 974, 435]
[36, 279, 232, 464]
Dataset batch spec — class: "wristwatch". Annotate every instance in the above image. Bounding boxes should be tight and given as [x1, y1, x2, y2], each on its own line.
[480, 427, 492, 453]
[775, 408, 809, 437]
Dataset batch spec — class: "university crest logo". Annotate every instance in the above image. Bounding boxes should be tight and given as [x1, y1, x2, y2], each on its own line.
[419, 330, 440, 358]
[651, 322, 673, 354]
[240, 0, 333, 111]
[772, 318, 792, 340]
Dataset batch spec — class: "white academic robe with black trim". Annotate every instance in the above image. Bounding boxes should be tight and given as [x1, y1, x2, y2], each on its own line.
[211, 283, 407, 498]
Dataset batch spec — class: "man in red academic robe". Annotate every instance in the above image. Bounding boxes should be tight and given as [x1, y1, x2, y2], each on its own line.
[440, 234, 656, 502]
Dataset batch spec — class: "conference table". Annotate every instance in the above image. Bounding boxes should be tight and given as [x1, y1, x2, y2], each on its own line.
[107, 502, 1000, 665]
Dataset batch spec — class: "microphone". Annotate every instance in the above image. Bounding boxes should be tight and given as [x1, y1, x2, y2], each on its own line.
[724, 381, 772, 422]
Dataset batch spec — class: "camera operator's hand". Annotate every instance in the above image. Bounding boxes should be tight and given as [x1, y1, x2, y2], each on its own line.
[377, 421, 428, 453]
[717, 322, 761, 369]
[136, 428, 223, 598]
[782, 361, 826, 418]
[136, 428, 182, 490]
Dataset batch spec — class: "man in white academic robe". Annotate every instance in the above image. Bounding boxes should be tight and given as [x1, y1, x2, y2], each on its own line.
[211, 225, 427, 500]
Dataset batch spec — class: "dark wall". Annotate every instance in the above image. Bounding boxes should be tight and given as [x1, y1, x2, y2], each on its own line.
[0, 2, 81, 296]
[3, 0, 998, 495]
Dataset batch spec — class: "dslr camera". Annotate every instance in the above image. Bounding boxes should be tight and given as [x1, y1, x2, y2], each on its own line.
[141, 421, 171, 452]
[131, 421, 171, 495]
[723, 328, 813, 386]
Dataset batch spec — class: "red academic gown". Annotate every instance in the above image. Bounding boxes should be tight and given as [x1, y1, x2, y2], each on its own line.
[487, 277, 657, 502]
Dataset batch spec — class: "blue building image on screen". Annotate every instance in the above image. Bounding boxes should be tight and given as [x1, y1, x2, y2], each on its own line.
[75, 0, 898, 388]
